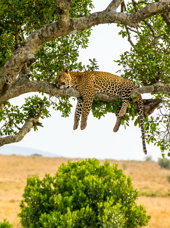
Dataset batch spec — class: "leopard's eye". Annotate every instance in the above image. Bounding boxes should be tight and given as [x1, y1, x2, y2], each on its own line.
[61, 82, 65, 85]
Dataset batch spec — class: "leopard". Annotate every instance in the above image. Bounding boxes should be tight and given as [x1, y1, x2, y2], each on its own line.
[55, 68, 147, 154]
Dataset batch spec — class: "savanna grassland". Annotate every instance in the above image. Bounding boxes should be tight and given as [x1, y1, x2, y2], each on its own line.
[0, 155, 170, 228]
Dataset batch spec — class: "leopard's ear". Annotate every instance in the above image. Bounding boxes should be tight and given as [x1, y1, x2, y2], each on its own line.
[63, 68, 68, 73]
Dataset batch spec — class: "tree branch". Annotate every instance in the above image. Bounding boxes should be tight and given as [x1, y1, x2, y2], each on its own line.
[57, 0, 72, 27]
[1, 80, 169, 103]
[0, 80, 164, 116]
[156, 0, 170, 31]
[131, 82, 170, 98]
[125, 25, 136, 47]
[0, 115, 41, 146]
[106, 0, 125, 11]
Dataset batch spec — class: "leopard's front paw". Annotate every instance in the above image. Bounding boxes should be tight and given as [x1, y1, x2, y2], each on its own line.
[80, 122, 87, 130]
[73, 124, 78, 130]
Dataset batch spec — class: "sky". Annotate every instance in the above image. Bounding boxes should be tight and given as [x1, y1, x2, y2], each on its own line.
[3, 0, 164, 161]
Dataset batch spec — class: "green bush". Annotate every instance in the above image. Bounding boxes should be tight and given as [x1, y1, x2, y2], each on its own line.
[167, 175, 170, 182]
[19, 158, 150, 228]
[0, 220, 12, 228]
[158, 158, 170, 169]
[145, 155, 153, 162]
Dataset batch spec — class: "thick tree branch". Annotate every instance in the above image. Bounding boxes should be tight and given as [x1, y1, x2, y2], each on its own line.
[143, 98, 162, 116]
[0, 115, 41, 146]
[57, 0, 72, 27]
[0, 80, 164, 117]
[106, 0, 125, 11]
[156, 0, 170, 31]
[1, 80, 169, 104]
[0, 81, 117, 104]
[73, 0, 170, 32]
[131, 82, 170, 98]
[161, 13, 170, 30]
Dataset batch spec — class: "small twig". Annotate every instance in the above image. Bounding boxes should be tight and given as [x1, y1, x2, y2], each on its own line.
[34, 121, 43, 127]
[143, 19, 156, 41]
[125, 25, 137, 49]
[126, 26, 139, 33]
[15, 30, 19, 50]
[135, 0, 148, 5]
[121, 1, 126, 12]
[161, 13, 170, 32]
[47, 71, 56, 82]
[131, 0, 138, 12]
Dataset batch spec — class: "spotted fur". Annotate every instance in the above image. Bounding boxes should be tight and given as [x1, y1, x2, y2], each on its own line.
[56, 68, 147, 154]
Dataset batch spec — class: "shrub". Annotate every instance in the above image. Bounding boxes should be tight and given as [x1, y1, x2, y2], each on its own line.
[167, 175, 170, 183]
[158, 158, 170, 169]
[0, 220, 12, 228]
[145, 155, 153, 162]
[122, 162, 128, 170]
[19, 158, 150, 228]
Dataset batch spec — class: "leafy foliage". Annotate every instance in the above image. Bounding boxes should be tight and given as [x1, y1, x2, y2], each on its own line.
[158, 158, 170, 169]
[0, 0, 93, 75]
[92, 98, 140, 129]
[144, 155, 153, 162]
[0, 0, 95, 136]
[115, 0, 170, 156]
[167, 175, 170, 183]
[0, 0, 94, 68]
[0, 220, 12, 228]
[0, 96, 51, 135]
[30, 31, 92, 83]
[19, 159, 150, 228]
[116, 1, 170, 87]
[144, 95, 170, 155]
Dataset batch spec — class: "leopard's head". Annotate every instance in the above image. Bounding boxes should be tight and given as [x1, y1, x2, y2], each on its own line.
[55, 68, 72, 89]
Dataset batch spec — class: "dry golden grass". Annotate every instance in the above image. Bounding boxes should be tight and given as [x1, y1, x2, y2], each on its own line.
[0, 155, 170, 228]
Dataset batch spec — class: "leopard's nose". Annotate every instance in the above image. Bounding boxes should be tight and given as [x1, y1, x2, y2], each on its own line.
[61, 82, 65, 85]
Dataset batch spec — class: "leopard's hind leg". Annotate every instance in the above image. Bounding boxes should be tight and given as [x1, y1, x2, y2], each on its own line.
[113, 89, 130, 132]
[73, 97, 83, 130]
[113, 99, 129, 131]
[113, 115, 123, 132]
[117, 99, 129, 117]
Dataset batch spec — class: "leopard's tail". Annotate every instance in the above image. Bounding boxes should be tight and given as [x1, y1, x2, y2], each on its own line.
[137, 96, 147, 154]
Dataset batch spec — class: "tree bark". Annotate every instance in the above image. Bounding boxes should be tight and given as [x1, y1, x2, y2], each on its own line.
[131, 82, 170, 97]
[0, 80, 168, 105]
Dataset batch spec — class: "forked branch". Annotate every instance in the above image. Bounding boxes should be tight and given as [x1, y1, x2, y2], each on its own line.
[0, 114, 42, 146]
